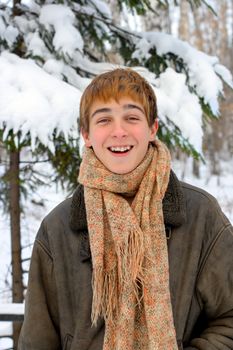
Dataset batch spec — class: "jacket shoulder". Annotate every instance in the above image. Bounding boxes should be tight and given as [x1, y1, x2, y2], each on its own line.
[180, 181, 231, 227]
[181, 181, 215, 199]
[44, 197, 72, 224]
[35, 197, 73, 249]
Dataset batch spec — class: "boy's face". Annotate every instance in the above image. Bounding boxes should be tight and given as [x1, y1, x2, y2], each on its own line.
[82, 97, 158, 174]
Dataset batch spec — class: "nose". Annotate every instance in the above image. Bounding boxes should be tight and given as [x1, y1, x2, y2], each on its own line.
[110, 121, 128, 138]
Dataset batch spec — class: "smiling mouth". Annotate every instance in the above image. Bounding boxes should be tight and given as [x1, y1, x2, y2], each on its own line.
[108, 146, 133, 154]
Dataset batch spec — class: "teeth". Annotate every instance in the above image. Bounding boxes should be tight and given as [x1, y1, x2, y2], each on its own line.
[109, 146, 131, 152]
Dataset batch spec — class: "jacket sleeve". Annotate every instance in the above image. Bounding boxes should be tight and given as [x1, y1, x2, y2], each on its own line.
[184, 223, 233, 350]
[18, 222, 61, 350]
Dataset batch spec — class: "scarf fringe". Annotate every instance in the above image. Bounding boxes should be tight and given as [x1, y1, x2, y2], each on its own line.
[118, 226, 146, 305]
[92, 226, 146, 325]
[91, 266, 118, 326]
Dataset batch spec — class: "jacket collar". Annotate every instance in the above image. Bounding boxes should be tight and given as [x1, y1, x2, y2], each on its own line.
[69, 170, 186, 233]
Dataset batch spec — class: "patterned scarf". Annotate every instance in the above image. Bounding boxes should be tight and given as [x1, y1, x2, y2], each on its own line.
[78, 139, 178, 350]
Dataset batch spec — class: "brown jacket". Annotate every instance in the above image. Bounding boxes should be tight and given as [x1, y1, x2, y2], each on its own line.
[18, 172, 233, 350]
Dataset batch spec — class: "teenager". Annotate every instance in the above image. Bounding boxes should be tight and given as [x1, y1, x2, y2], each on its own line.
[18, 69, 233, 350]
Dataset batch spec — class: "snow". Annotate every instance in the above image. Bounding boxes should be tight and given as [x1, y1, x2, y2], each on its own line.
[91, 0, 112, 19]
[0, 323, 12, 350]
[0, 323, 11, 337]
[0, 52, 81, 152]
[27, 0, 41, 15]
[0, 50, 206, 154]
[132, 37, 151, 60]
[0, 49, 206, 153]
[0, 17, 19, 46]
[39, 5, 84, 57]
[0, 304, 24, 315]
[133, 32, 233, 114]
[154, 68, 203, 152]
[204, 0, 217, 12]
[72, 1, 111, 19]
[14, 16, 32, 34]
[26, 32, 48, 58]
[214, 64, 233, 89]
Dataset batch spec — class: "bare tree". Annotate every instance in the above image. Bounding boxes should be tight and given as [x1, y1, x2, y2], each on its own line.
[179, 0, 191, 41]
[178, 0, 233, 175]
[9, 146, 24, 349]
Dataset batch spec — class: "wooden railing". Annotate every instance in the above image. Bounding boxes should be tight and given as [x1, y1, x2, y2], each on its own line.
[0, 304, 24, 322]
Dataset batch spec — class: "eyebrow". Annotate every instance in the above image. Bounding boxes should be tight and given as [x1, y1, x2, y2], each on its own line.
[124, 104, 144, 114]
[91, 108, 111, 118]
[91, 104, 144, 118]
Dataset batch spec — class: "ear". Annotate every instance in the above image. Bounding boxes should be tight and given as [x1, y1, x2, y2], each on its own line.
[149, 119, 159, 141]
[81, 128, 92, 148]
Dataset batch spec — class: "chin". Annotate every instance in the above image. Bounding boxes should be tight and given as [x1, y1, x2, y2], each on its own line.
[109, 166, 135, 175]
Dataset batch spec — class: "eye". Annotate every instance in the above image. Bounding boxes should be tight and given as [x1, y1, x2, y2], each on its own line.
[126, 115, 140, 122]
[96, 117, 110, 124]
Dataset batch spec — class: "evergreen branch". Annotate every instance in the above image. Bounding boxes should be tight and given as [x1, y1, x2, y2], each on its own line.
[201, 0, 217, 16]
[73, 9, 141, 41]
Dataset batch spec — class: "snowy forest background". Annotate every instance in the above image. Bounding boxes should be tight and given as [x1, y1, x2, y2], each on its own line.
[0, 0, 233, 348]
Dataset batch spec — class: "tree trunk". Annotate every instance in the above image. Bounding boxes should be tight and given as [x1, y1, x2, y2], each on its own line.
[192, 158, 200, 178]
[11, 2, 24, 347]
[9, 149, 23, 349]
[13, 0, 21, 16]
[179, 0, 190, 41]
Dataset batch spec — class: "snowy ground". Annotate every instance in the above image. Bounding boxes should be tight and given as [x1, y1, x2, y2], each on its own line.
[0, 157, 233, 349]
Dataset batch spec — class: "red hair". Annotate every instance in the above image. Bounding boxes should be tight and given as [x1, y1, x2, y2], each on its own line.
[79, 68, 157, 132]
